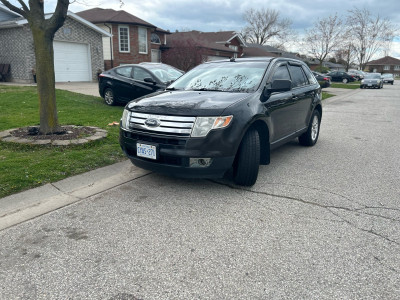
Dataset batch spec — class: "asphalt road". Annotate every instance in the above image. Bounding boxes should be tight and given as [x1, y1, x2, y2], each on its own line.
[1, 84, 399, 299]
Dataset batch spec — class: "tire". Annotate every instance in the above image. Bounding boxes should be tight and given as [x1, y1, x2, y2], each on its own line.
[233, 128, 260, 186]
[342, 78, 348, 84]
[104, 88, 116, 106]
[299, 110, 321, 146]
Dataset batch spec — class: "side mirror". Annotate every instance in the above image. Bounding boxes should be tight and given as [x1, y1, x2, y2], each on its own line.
[262, 79, 292, 101]
[144, 77, 156, 85]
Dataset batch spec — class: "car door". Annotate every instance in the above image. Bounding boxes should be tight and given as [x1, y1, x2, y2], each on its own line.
[112, 66, 135, 102]
[264, 63, 296, 142]
[287, 63, 315, 131]
[329, 71, 339, 82]
[132, 67, 163, 99]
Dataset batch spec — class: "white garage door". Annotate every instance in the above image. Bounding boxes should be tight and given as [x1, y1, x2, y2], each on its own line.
[53, 41, 91, 82]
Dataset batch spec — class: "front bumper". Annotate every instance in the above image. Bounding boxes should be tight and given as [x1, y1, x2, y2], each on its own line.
[119, 128, 236, 178]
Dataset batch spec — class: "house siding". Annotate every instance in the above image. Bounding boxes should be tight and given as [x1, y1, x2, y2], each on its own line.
[0, 25, 35, 82]
[0, 16, 103, 83]
[367, 64, 400, 77]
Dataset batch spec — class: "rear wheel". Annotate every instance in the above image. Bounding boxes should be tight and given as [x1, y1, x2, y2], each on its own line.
[342, 78, 348, 84]
[233, 128, 260, 186]
[299, 110, 321, 146]
[104, 88, 116, 106]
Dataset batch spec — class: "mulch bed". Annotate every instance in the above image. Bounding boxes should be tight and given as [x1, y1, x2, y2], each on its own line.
[10, 125, 96, 141]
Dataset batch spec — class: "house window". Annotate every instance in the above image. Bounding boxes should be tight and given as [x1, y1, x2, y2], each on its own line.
[151, 33, 161, 44]
[394, 65, 400, 70]
[384, 65, 390, 70]
[151, 49, 161, 62]
[229, 45, 238, 58]
[139, 27, 148, 54]
[119, 26, 129, 53]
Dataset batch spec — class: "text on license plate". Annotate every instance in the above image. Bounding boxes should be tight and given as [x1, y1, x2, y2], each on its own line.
[137, 143, 157, 159]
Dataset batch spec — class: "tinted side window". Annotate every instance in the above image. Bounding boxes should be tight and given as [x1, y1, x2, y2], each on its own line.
[303, 66, 317, 84]
[288, 65, 308, 88]
[133, 67, 153, 81]
[116, 67, 133, 78]
[271, 65, 291, 82]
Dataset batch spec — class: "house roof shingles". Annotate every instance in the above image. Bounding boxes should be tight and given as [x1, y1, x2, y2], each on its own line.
[367, 56, 400, 66]
[76, 8, 157, 28]
[166, 31, 244, 53]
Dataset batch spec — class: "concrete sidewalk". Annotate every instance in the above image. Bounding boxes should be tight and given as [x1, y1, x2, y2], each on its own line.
[1, 81, 100, 97]
[0, 161, 150, 231]
[55, 81, 100, 97]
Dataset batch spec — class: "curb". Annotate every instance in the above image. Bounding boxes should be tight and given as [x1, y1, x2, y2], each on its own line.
[0, 161, 151, 231]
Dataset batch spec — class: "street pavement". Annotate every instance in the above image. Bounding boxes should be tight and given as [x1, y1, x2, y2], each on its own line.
[0, 83, 399, 299]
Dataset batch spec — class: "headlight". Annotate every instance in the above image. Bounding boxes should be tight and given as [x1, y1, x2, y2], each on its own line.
[191, 116, 233, 137]
[121, 109, 130, 129]
[361, 80, 364, 84]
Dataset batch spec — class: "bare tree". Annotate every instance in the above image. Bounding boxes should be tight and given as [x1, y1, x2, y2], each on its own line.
[242, 8, 293, 46]
[1, 0, 69, 134]
[334, 29, 358, 71]
[346, 8, 397, 70]
[162, 39, 207, 72]
[303, 14, 343, 70]
[0, 0, 123, 135]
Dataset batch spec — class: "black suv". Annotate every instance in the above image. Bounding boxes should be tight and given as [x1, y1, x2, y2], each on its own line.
[119, 57, 322, 186]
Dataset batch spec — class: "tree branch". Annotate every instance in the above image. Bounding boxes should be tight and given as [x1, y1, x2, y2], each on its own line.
[0, 0, 28, 18]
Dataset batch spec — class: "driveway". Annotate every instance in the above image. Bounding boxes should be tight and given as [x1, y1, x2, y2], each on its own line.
[0, 84, 399, 299]
[55, 81, 100, 97]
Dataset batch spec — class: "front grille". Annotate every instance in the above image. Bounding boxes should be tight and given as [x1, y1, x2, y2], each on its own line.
[128, 112, 195, 137]
[124, 131, 187, 146]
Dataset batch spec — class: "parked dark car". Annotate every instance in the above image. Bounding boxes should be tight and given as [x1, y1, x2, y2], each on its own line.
[347, 69, 365, 81]
[98, 63, 184, 106]
[119, 57, 322, 186]
[381, 73, 394, 85]
[327, 71, 356, 83]
[360, 73, 383, 89]
[312, 71, 331, 88]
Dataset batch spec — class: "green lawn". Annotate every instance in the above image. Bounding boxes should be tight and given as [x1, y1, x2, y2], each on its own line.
[322, 91, 335, 100]
[330, 82, 360, 89]
[0, 85, 126, 198]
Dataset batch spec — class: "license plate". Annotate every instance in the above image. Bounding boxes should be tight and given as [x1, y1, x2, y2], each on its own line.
[368, 84, 372, 86]
[137, 143, 157, 160]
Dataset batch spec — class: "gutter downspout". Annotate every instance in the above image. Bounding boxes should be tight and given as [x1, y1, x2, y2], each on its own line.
[104, 23, 113, 69]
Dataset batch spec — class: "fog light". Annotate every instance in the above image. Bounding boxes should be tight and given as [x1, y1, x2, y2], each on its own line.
[189, 158, 212, 168]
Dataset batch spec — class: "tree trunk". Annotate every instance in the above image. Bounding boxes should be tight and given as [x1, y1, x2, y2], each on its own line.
[31, 26, 59, 134]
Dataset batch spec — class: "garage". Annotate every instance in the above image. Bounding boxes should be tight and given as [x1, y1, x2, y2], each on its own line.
[53, 41, 91, 82]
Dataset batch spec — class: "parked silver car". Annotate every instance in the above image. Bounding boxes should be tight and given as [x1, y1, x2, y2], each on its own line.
[381, 73, 394, 85]
[360, 73, 383, 89]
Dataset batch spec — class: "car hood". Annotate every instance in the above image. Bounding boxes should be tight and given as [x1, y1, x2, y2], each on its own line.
[126, 90, 250, 116]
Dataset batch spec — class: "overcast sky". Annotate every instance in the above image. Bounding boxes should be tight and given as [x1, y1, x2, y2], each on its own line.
[6, 0, 400, 57]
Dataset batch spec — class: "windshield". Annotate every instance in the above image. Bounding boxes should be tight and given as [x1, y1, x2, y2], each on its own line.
[364, 74, 381, 79]
[168, 61, 269, 93]
[382, 74, 393, 78]
[144, 65, 184, 83]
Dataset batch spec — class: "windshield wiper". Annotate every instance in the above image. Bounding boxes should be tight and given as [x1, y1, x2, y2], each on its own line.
[166, 87, 179, 91]
[191, 88, 223, 92]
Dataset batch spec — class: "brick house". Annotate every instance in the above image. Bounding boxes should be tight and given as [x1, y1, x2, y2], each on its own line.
[366, 56, 400, 77]
[76, 8, 169, 70]
[0, 5, 110, 83]
[161, 31, 246, 71]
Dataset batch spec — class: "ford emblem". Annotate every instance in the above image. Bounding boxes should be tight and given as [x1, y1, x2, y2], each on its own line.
[145, 118, 161, 127]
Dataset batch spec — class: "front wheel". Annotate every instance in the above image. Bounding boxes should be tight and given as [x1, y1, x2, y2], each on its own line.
[104, 88, 116, 106]
[233, 128, 260, 186]
[299, 110, 321, 146]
